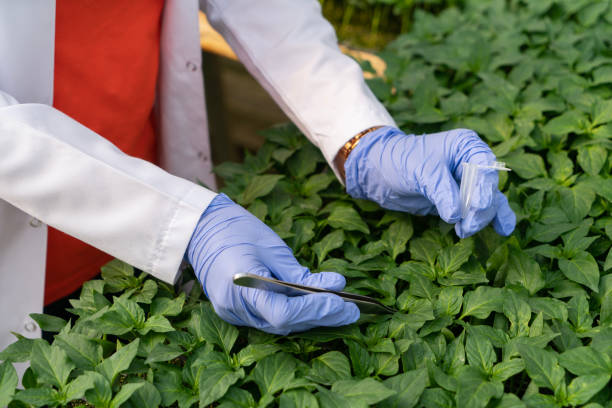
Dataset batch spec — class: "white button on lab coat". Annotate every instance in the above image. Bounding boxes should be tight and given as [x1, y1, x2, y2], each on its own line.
[0, 0, 395, 354]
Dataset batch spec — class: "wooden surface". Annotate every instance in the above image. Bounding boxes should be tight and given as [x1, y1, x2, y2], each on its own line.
[198, 12, 386, 78]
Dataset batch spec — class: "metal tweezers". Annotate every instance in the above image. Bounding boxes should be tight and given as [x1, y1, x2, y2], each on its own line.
[233, 273, 396, 314]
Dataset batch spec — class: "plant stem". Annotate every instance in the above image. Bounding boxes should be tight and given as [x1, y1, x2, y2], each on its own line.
[370, 5, 383, 47]
[340, 3, 355, 39]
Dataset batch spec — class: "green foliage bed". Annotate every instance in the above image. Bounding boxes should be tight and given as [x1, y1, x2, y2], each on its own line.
[321, 0, 464, 48]
[1, 0, 612, 406]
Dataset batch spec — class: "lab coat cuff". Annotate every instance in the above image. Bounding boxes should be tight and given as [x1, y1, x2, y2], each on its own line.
[150, 184, 218, 284]
[318, 115, 396, 185]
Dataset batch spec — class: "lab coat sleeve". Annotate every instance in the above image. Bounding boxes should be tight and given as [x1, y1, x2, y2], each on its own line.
[201, 0, 396, 175]
[0, 91, 217, 284]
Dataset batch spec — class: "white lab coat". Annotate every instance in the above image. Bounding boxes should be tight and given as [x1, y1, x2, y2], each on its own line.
[0, 0, 395, 353]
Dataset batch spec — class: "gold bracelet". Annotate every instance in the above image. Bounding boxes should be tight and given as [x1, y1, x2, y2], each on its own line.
[333, 126, 383, 182]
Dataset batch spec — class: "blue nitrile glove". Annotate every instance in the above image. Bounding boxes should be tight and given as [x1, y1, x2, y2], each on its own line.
[187, 193, 360, 335]
[345, 126, 516, 238]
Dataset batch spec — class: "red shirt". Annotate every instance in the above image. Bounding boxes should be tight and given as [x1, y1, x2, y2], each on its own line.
[46, 0, 165, 304]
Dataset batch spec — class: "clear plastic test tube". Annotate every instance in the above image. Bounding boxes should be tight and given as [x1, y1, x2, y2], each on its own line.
[459, 161, 511, 219]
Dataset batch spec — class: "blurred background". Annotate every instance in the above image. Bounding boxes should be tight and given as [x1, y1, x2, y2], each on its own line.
[201, 0, 462, 181]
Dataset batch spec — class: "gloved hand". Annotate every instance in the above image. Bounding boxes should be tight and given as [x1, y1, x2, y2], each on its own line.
[344, 126, 516, 238]
[187, 193, 360, 335]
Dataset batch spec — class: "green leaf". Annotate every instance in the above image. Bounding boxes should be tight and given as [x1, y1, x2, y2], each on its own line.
[218, 386, 256, 408]
[547, 151, 573, 182]
[286, 144, 321, 179]
[346, 340, 373, 378]
[123, 380, 162, 408]
[155, 367, 195, 408]
[14, 387, 60, 407]
[96, 296, 146, 335]
[313, 230, 345, 264]
[307, 351, 351, 385]
[577, 1, 609, 26]
[251, 353, 296, 397]
[559, 347, 612, 376]
[290, 219, 316, 250]
[503, 246, 545, 295]
[558, 184, 596, 224]
[528, 297, 569, 321]
[442, 330, 466, 374]
[199, 367, 244, 407]
[382, 217, 413, 260]
[85, 372, 113, 408]
[237, 344, 281, 367]
[240, 175, 284, 205]
[0, 361, 18, 407]
[30, 341, 74, 389]
[379, 368, 428, 408]
[96, 339, 140, 385]
[600, 274, 612, 325]
[591, 99, 612, 127]
[542, 110, 588, 135]
[150, 293, 185, 316]
[517, 343, 565, 392]
[490, 359, 525, 382]
[139, 314, 174, 335]
[331, 378, 396, 406]
[568, 293, 592, 332]
[131, 279, 158, 304]
[328, 206, 370, 234]
[409, 232, 443, 266]
[419, 387, 454, 408]
[100, 259, 137, 292]
[528, 222, 578, 243]
[435, 286, 463, 317]
[455, 366, 504, 408]
[522, 393, 558, 407]
[54, 332, 103, 371]
[248, 199, 268, 221]
[191, 303, 238, 354]
[145, 344, 184, 364]
[110, 382, 145, 408]
[466, 333, 496, 373]
[316, 387, 358, 408]
[559, 252, 600, 292]
[280, 389, 320, 408]
[29, 313, 66, 333]
[63, 372, 96, 403]
[503, 290, 532, 338]
[303, 173, 336, 196]
[437, 238, 474, 274]
[0, 337, 39, 363]
[503, 152, 547, 179]
[566, 374, 611, 405]
[460, 287, 504, 319]
[593, 65, 612, 85]
[577, 145, 607, 176]
[494, 393, 525, 408]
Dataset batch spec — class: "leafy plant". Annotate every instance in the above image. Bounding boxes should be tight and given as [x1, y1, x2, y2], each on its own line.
[2, 0, 612, 406]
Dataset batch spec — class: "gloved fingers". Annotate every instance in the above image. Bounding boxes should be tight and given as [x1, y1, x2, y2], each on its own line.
[455, 202, 497, 238]
[258, 243, 308, 281]
[469, 168, 499, 212]
[247, 290, 360, 335]
[380, 193, 433, 215]
[492, 191, 516, 236]
[301, 272, 347, 291]
[261, 245, 346, 291]
[451, 129, 496, 181]
[420, 164, 462, 224]
[455, 190, 515, 238]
